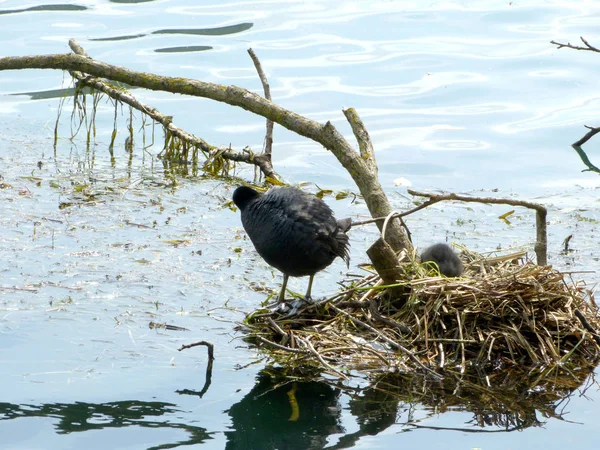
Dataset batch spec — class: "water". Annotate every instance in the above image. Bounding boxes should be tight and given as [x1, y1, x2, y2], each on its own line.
[1, 1, 600, 449]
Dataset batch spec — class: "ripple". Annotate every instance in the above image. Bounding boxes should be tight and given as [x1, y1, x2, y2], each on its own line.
[0, 4, 87, 15]
[214, 123, 265, 133]
[208, 68, 260, 80]
[254, 34, 549, 72]
[528, 69, 570, 77]
[154, 45, 213, 53]
[495, 96, 600, 134]
[110, 0, 156, 3]
[91, 34, 146, 42]
[273, 72, 487, 100]
[152, 23, 253, 36]
[421, 140, 491, 151]
[370, 125, 462, 152]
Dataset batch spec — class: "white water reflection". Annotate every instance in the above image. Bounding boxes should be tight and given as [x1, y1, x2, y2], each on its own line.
[495, 95, 600, 133]
[421, 139, 490, 151]
[273, 72, 487, 99]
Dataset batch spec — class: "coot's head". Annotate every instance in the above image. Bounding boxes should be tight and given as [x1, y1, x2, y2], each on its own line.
[232, 186, 260, 211]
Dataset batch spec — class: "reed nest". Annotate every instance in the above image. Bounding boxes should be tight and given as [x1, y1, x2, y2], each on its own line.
[242, 249, 600, 381]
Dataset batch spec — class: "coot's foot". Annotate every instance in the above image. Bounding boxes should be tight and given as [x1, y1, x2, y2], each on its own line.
[267, 297, 312, 317]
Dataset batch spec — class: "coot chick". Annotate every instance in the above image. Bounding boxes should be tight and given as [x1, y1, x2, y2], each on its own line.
[421, 243, 463, 277]
[233, 185, 351, 302]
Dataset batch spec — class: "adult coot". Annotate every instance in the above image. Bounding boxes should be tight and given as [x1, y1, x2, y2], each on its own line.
[233, 185, 351, 302]
[421, 243, 463, 277]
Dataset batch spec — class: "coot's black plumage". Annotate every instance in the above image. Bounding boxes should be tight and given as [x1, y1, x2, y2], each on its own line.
[421, 243, 463, 277]
[233, 186, 351, 301]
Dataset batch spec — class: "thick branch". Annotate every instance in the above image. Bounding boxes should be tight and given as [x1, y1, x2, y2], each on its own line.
[343, 107, 376, 172]
[366, 238, 407, 300]
[408, 189, 548, 266]
[0, 54, 323, 142]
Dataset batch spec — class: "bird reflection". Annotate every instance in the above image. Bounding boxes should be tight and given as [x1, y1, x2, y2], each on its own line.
[225, 370, 343, 450]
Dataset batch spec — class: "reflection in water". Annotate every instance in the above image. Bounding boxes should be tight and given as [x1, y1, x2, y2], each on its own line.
[153, 23, 253, 36]
[571, 132, 600, 174]
[0, 400, 213, 448]
[12, 87, 91, 101]
[224, 368, 405, 450]
[0, 4, 87, 15]
[155, 46, 213, 54]
[110, 0, 156, 4]
[0, 364, 593, 449]
[89, 22, 253, 43]
[90, 34, 147, 42]
[370, 364, 596, 433]
[13, 84, 136, 101]
[176, 346, 214, 399]
[225, 370, 343, 450]
[223, 362, 597, 449]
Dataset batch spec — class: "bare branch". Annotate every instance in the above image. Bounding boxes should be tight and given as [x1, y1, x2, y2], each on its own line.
[551, 36, 600, 53]
[343, 107, 376, 171]
[573, 125, 600, 147]
[247, 48, 274, 158]
[352, 198, 438, 227]
[178, 340, 215, 360]
[408, 189, 548, 266]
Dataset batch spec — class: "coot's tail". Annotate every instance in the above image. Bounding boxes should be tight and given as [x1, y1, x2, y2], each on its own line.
[335, 218, 352, 268]
[336, 218, 352, 232]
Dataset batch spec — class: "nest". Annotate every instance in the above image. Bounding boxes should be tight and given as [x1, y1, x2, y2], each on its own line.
[242, 249, 600, 382]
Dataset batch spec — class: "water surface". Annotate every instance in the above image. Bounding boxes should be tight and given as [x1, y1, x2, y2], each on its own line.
[1, 1, 600, 449]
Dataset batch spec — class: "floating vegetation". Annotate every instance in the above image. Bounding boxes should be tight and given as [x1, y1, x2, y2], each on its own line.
[242, 249, 600, 385]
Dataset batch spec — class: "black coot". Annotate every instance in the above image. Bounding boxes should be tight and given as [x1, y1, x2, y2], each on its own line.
[233, 186, 351, 301]
[421, 243, 463, 277]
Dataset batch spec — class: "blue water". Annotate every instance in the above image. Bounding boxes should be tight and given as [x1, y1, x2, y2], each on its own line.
[2, 1, 600, 449]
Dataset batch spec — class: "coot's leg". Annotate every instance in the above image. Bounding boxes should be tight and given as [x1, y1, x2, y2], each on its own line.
[278, 273, 289, 302]
[304, 274, 314, 301]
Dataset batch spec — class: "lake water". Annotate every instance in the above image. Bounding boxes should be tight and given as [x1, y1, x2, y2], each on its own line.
[2, 1, 600, 449]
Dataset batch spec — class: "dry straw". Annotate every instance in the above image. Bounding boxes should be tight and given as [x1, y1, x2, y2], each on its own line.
[242, 248, 600, 381]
